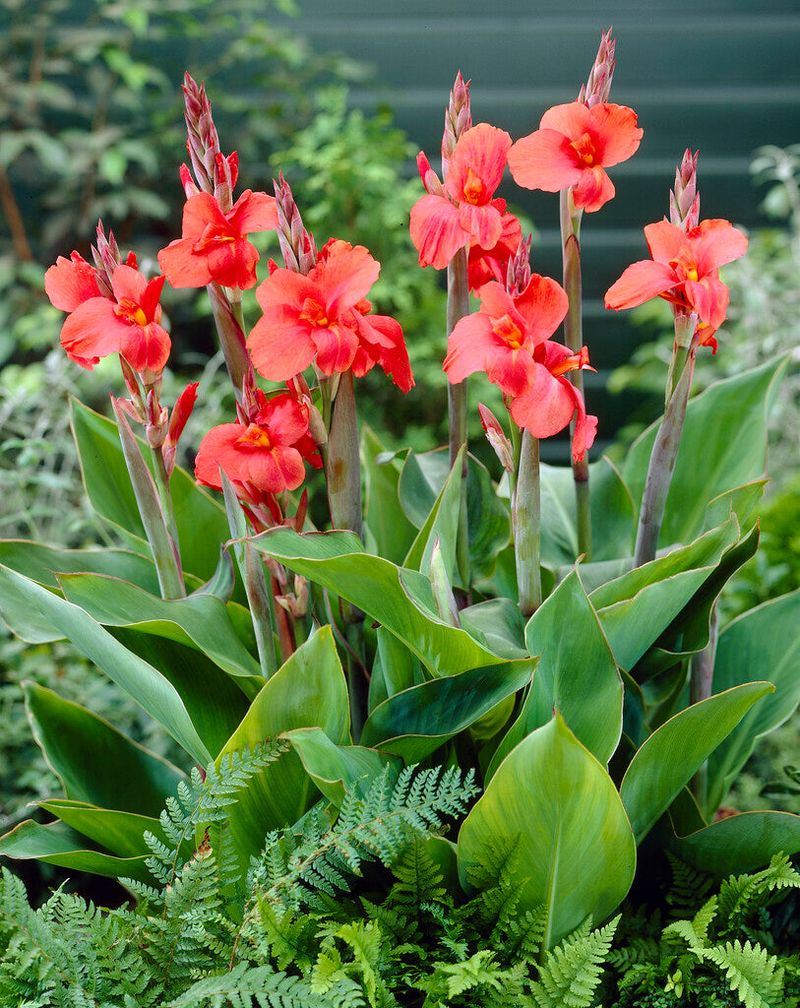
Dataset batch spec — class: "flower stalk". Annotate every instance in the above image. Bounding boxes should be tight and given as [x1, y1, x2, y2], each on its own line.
[560, 189, 591, 558]
[325, 369, 363, 539]
[514, 427, 542, 617]
[632, 314, 697, 567]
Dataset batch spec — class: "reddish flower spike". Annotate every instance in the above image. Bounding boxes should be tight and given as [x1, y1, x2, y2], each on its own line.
[410, 123, 513, 269]
[157, 188, 278, 290]
[195, 390, 321, 506]
[604, 217, 748, 347]
[509, 101, 642, 212]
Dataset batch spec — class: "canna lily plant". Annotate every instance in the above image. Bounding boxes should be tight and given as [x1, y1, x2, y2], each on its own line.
[2, 36, 799, 960]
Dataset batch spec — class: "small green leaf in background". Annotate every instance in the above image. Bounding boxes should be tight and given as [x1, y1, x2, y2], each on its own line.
[674, 810, 800, 876]
[458, 714, 636, 949]
[620, 682, 774, 842]
[37, 800, 161, 860]
[488, 571, 623, 779]
[285, 727, 399, 806]
[360, 659, 534, 761]
[0, 540, 161, 594]
[361, 427, 417, 564]
[0, 820, 151, 882]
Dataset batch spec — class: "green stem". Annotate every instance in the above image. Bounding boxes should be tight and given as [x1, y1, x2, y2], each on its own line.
[560, 189, 592, 560]
[345, 621, 367, 742]
[690, 602, 719, 812]
[447, 247, 471, 593]
[152, 446, 180, 549]
[633, 330, 697, 568]
[207, 283, 251, 398]
[514, 429, 542, 617]
[325, 370, 362, 538]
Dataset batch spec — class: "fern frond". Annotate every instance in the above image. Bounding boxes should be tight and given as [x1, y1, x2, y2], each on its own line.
[704, 938, 785, 1008]
[166, 963, 326, 1007]
[718, 853, 800, 933]
[666, 853, 716, 919]
[529, 915, 619, 1008]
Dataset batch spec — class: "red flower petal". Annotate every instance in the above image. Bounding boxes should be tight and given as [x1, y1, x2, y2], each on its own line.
[121, 322, 171, 373]
[457, 202, 503, 250]
[571, 165, 615, 212]
[247, 307, 317, 381]
[227, 189, 278, 235]
[261, 392, 311, 446]
[644, 221, 685, 264]
[605, 260, 677, 310]
[514, 274, 570, 346]
[60, 298, 128, 366]
[484, 344, 536, 398]
[195, 423, 243, 492]
[205, 237, 260, 289]
[312, 242, 380, 317]
[110, 263, 147, 304]
[182, 192, 228, 239]
[157, 237, 214, 288]
[508, 128, 583, 193]
[445, 123, 512, 204]
[509, 362, 576, 439]
[539, 101, 593, 138]
[45, 255, 101, 312]
[692, 219, 749, 272]
[443, 312, 498, 384]
[409, 194, 468, 269]
[255, 268, 316, 312]
[312, 324, 359, 375]
[588, 103, 643, 167]
[355, 313, 414, 392]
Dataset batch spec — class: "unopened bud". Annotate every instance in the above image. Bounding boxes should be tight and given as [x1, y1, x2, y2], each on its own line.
[670, 148, 700, 231]
[478, 403, 514, 472]
[416, 151, 445, 196]
[91, 220, 121, 296]
[442, 70, 472, 177]
[179, 163, 200, 199]
[506, 234, 533, 295]
[273, 173, 317, 274]
[580, 28, 616, 107]
[162, 381, 199, 476]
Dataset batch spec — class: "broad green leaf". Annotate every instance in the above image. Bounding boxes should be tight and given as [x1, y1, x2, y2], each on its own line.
[362, 428, 417, 564]
[368, 627, 423, 711]
[285, 727, 399, 806]
[218, 627, 350, 864]
[0, 820, 151, 882]
[58, 572, 261, 682]
[674, 811, 800, 875]
[590, 519, 740, 671]
[708, 591, 800, 812]
[620, 682, 774, 842]
[460, 598, 527, 659]
[488, 571, 623, 780]
[458, 714, 636, 948]
[0, 564, 210, 764]
[251, 528, 507, 676]
[399, 448, 509, 582]
[403, 446, 463, 581]
[111, 630, 249, 758]
[360, 659, 534, 761]
[623, 359, 786, 548]
[0, 540, 160, 594]
[540, 456, 636, 564]
[24, 682, 183, 817]
[703, 480, 767, 534]
[71, 398, 229, 581]
[38, 800, 161, 859]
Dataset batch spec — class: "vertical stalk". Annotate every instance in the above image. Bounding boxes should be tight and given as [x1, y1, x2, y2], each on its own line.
[207, 283, 251, 398]
[325, 370, 362, 538]
[152, 447, 181, 549]
[690, 603, 719, 811]
[560, 189, 592, 560]
[633, 327, 697, 568]
[447, 246, 471, 592]
[514, 429, 542, 617]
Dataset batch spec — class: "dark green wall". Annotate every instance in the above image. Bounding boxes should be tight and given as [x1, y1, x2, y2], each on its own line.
[286, 1, 800, 456]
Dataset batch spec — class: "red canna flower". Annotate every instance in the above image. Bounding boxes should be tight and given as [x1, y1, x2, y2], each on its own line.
[410, 123, 513, 269]
[509, 342, 598, 463]
[443, 276, 569, 396]
[248, 239, 413, 390]
[157, 188, 278, 290]
[467, 211, 523, 292]
[46, 258, 171, 374]
[604, 217, 748, 350]
[508, 101, 642, 212]
[195, 389, 321, 506]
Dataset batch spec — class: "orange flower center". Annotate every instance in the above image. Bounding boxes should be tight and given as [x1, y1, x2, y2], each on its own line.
[492, 313, 524, 349]
[237, 423, 273, 450]
[570, 132, 596, 166]
[193, 224, 237, 254]
[669, 253, 700, 284]
[299, 297, 330, 327]
[551, 346, 590, 377]
[114, 298, 148, 327]
[463, 167, 486, 206]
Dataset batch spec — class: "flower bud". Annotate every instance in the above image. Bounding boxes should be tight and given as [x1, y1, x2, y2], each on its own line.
[579, 28, 616, 107]
[478, 403, 514, 472]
